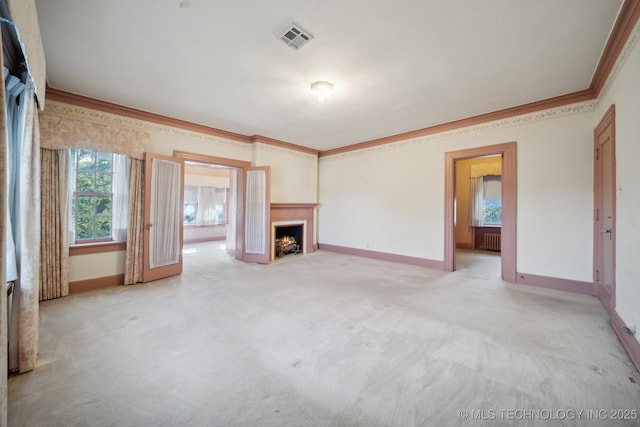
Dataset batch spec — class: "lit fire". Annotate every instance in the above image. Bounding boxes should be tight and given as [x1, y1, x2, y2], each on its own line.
[276, 235, 299, 257]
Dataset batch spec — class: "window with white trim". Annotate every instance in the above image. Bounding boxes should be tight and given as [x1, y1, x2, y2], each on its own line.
[482, 175, 502, 225]
[70, 149, 129, 243]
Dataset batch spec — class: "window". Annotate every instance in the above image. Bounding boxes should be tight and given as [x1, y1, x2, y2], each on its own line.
[482, 175, 502, 225]
[214, 204, 225, 223]
[183, 185, 227, 225]
[183, 202, 197, 224]
[184, 185, 198, 224]
[70, 149, 128, 243]
[72, 149, 113, 241]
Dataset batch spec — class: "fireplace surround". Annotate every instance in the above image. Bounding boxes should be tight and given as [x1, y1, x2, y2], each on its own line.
[273, 221, 305, 259]
[270, 203, 317, 261]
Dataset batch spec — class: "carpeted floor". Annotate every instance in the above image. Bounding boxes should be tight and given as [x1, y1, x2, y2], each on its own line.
[8, 243, 640, 426]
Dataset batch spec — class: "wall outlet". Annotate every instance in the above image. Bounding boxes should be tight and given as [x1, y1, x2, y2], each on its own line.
[620, 325, 636, 336]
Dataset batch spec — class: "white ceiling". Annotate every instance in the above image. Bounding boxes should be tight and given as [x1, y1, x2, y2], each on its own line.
[35, 0, 623, 151]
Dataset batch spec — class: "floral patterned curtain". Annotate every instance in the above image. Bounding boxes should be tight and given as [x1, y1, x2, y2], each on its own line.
[39, 148, 69, 300]
[124, 158, 144, 285]
[7, 79, 40, 374]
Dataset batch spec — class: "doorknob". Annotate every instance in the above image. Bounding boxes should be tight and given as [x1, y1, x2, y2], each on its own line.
[600, 228, 612, 240]
[145, 223, 153, 230]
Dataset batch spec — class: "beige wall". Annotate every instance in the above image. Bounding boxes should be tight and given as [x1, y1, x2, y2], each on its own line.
[596, 19, 640, 344]
[183, 225, 227, 243]
[455, 156, 502, 248]
[69, 251, 125, 282]
[319, 102, 595, 282]
[184, 164, 230, 188]
[252, 142, 318, 203]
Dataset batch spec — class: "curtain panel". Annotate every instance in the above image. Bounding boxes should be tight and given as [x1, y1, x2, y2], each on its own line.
[40, 148, 69, 300]
[0, 29, 9, 427]
[1, 3, 46, 422]
[5, 0, 46, 108]
[124, 158, 144, 285]
[111, 153, 129, 241]
[195, 187, 217, 226]
[7, 79, 40, 374]
[245, 169, 266, 254]
[149, 159, 181, 268]
[4, 68, 22, 282]
[469, 176, 484, 227]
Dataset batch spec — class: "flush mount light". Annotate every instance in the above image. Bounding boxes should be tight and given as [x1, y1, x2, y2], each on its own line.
[310, 81, 333, 101]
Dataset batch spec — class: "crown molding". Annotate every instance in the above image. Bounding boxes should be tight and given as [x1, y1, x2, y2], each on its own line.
[45, 88, 317, 157]
[44, 1, 640, 159]
[590, 0, 640, 96]
[320, 91, 595, 158]
[598, 2, 640, 100]
[320, 100, 597, 161]
[45, 87, 252, 144]
[251, 135, 319, 156]
[319, 0, 640, 158]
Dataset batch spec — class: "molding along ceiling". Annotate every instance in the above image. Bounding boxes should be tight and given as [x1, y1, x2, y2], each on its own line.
[36, 0, 638, 153]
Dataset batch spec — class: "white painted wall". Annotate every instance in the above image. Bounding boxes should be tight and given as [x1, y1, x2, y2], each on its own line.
[596, 22, 640, 338]
[319, 104, 596, 282]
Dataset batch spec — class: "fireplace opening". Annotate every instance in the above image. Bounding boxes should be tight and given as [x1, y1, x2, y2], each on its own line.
[274, 224, 303, 258]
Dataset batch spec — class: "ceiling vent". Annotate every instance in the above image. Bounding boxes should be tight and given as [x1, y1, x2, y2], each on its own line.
[278, 22, 314, 50]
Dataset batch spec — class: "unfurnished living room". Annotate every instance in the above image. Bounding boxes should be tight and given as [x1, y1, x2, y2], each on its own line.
[2, 1, 640, 426]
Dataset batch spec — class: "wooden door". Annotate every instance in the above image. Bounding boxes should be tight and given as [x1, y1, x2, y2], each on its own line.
[594, 105, 616, 312]
[242, 166, 270, 263]
[142, 153, 185, 282]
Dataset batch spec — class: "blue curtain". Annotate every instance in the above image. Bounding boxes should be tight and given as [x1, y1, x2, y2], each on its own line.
[4, 67, 25, 282]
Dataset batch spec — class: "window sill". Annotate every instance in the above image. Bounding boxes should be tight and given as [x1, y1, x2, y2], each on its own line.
[184, 223, 227, 228]
[69, 241, 127, 256]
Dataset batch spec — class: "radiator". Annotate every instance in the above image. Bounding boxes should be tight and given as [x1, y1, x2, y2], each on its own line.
[483, 233, 501, 252]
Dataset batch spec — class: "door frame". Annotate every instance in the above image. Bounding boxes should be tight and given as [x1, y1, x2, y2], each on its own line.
[593, 105, 616, 312]
[444, 142, 517, 282]
[173, 151, 251, 260]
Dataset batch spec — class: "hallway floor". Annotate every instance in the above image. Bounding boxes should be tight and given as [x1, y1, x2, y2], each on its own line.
[8, 244, 640, 426]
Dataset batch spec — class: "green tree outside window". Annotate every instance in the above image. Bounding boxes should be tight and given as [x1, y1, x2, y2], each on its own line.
[73, 149, 114, 242]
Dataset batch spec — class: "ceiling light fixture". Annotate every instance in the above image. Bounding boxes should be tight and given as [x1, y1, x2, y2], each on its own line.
[310, 81, 333, 101]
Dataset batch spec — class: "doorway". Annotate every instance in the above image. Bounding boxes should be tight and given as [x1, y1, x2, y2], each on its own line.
[444, 142, 517, 282]
[173, 151, 251, 261]
[454, 155, 502, 278]
[183, 162, 233, 248]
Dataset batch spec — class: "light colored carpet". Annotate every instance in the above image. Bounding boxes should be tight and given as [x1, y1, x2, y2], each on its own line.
[8, 244, 640, 426]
